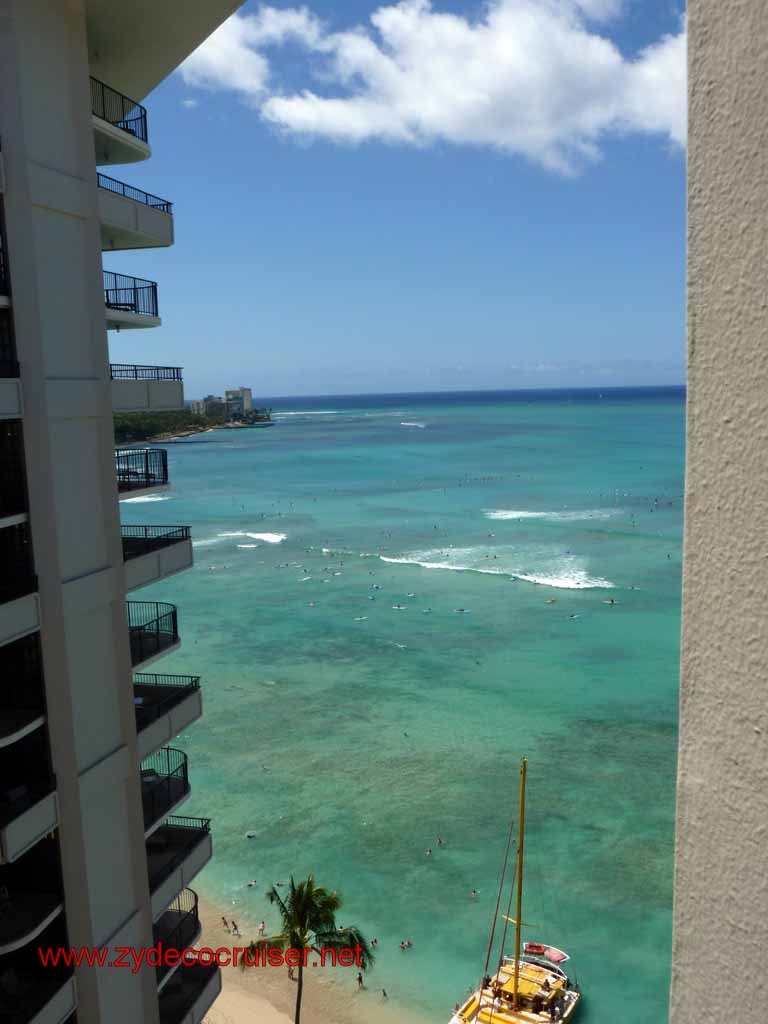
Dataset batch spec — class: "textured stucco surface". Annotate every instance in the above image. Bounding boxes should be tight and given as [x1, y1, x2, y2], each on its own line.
[670, 1, 768, 1020]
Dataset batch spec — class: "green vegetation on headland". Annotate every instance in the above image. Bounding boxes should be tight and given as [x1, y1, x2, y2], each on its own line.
[114, 410, 226, 443]
[114, 408, 273, 443]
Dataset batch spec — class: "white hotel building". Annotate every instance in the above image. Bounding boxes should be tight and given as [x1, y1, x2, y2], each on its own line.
[0, 2, 241, 1022]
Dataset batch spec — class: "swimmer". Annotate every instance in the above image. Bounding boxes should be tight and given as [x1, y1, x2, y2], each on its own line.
[353, 616, 368, 621]
[247, 880, 258, 887]
[422, 608, 432, 613]
[437, 836, 444, 846]
[406, 592, 416, 598]
[471, 888, 478, 898]
[546, 598, 556, 604]
[425, 848, 432, 856]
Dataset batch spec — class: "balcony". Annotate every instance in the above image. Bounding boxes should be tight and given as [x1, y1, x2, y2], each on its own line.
[0, 312, 21, 420]
[98, 173, 174, 251]
[0, 421, 27, 520]
[128, 600, 180, 668]
[122, 525, 193, 592]
[111, 363, 184, 414]
[0, 729, 57, 865]
[141, 747, 190, 835]
[0, 214, 7, 303]
[0, 916, 76, 1024]
[116, 447, 168, 498]
[154, 889, 201, 990]
[104, 270, 160, 330]
[0, 523, 36, 607]
[91, 76, 150, 165]
[0, 634, 46, 752]
[134, 673, 202, 760]
[147, 817, 212, 919]
[158, 960, 222, 1024]
[0, 204, 20, 408]
[0, 837, 64, 955]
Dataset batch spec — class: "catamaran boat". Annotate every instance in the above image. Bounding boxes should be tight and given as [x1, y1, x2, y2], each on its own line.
[448, 759, 582, 1023]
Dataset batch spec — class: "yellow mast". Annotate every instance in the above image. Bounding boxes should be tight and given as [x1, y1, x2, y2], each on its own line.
[512, 757, 527, 1010]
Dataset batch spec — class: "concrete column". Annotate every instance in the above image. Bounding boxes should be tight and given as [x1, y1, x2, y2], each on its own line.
[671, 1, 768, 1019]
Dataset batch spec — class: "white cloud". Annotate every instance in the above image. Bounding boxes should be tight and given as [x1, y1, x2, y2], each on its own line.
[180, 14, 271, 98]
[180, 0, 686, 173]
[181, 98, 199, 109]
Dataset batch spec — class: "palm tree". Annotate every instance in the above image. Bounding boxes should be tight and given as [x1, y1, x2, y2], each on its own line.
[242, 875, 374, 1024]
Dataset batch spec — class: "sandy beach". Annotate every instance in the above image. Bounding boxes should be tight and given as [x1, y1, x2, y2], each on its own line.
[198, 895, 427, 1024]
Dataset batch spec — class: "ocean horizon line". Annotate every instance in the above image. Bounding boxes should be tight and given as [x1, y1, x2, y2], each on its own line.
[187, 383, 687, 407]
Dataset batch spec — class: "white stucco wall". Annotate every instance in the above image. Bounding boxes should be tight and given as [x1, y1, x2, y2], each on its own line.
[670, 1, 768, 1019]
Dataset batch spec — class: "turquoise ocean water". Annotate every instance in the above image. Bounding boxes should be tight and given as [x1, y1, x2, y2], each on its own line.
[123, 387, 684, 1023]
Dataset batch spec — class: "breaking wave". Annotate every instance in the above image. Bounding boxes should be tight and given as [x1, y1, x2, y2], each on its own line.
[380, 547, 613, 589]
[484, 508, 621, 522]
[193, 531, 287, 549]
[121, 494, 172, 504]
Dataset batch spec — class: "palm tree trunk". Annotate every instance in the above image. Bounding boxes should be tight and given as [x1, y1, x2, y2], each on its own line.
[295, 959, 304, 1024]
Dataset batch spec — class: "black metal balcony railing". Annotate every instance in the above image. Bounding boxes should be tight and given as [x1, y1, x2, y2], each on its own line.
[128, 601, 179, 666]
[0, 521, 36, 605]
[121, 525, 191, 562]
[0, 309, 18, 379]
[0, 201, 19, 378]
[103, 270, 159, 318]
[147, 816, 211, 892]
[0, 196, 8, 297]
[134, 672, 201, 733]
[0, 633, 45, 720]
[115, 447, 168, 493]
[153, 889, 200, 983]
[0, 836, 64, 952]
[0, 221, 6, 296]
[141, 747, 189, 832]
[90, 76, 148, 144]
[110, 363, 182, 381]
[97, 172, 172, 213]
[0, 420, 28, 517]
[0, 916, 74, 1023]
[158, 959, 220, 1024]
[0, 728, 54, 828]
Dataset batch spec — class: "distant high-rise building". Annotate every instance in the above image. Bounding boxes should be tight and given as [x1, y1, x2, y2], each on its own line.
[225, 387, 253, 417]
[189, 398, 205, 415]
[202, 395, 226, 417]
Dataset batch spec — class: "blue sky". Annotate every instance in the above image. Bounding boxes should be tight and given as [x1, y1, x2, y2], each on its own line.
[107, 0, 686, 399]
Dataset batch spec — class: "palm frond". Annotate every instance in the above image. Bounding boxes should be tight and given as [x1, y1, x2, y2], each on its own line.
[314, 926, 375, 970]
